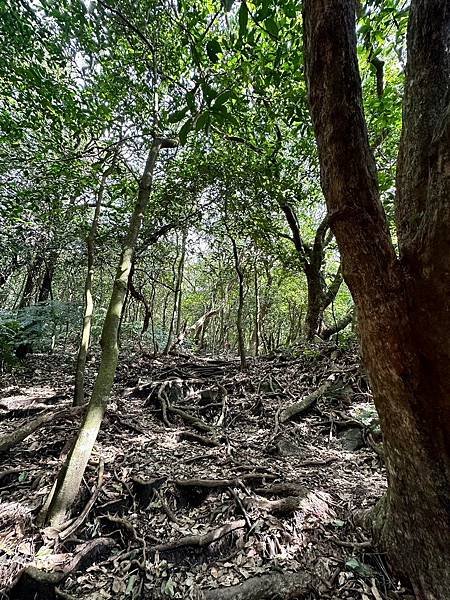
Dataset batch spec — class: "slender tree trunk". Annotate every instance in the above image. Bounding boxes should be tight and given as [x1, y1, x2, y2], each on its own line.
[321, 309, 353, 341]
[251, 266, 260, 356]
[304, 2, 450, 597]
[38, 256, 57, 302]
[73, 166, 112, 406]
[229, 234, 247, 370]
[175, 231, 186, 336]
[40, 139, 174, 527]
[161, 288, 170, 333]
[149, 284, 157, 351]
[163, 232, 186, 354]
[19, 255, 43, 308]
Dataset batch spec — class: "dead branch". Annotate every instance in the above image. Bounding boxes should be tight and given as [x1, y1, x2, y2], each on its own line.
[0, 407, 81, 454]
[279, 381, 332, 423]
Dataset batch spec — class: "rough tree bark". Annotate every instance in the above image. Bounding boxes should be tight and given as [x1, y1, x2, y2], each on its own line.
[40, 138, 176, 527]
[303, 1, 449, 597]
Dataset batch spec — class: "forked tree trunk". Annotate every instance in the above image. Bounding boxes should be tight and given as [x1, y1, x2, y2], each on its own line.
[40, 138, 175, 527]
[303, 1, 450, 597]
[280, 201, 342, 340]
[73, 165, 114, 407]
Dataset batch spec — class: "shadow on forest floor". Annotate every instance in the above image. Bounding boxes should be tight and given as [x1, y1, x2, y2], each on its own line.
[0, 346, 415, 599]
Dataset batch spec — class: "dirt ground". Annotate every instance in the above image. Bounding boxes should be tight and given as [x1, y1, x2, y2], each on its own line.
[0, 346, 415, 599]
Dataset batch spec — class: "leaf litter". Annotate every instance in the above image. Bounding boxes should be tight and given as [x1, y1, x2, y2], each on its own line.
[0, 345, 414, 599]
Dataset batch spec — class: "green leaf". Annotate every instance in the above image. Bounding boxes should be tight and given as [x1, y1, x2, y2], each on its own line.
[221, 0, 235, 12]
[178, 118, 193, 145]
[264, 17, 278, 38]
[163, 577, 175, 597]
[238, 2, 248, 39]
[201, 82, 217, 103]
[206, 39, 222, 63]
[282, 3, 297, 19]
[332, 519, 345, 528]
[345, 558, 374, 577]
[186, 91, 196, 111]
[255, 0, 270, 21]
[125, 574, 137, 595]
[168, 107, 189, 124]
[195, 111, 210, 131]
[213, 90, 233, 108]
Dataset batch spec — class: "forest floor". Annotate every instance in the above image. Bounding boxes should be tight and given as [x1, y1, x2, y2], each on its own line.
[0, 345, 415, 600]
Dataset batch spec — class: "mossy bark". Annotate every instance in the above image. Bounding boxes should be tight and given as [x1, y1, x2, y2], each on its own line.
[42, 140, 171, 527]
[73, 166, 113, 407]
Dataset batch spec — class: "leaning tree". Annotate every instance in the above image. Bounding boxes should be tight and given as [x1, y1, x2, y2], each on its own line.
[303, 0, 449, 597]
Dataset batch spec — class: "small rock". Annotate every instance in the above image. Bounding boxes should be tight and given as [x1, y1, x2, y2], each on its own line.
[339, 428, 364, 451]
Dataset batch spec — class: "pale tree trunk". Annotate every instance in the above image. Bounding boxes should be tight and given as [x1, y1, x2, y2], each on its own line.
[304, 1, 450, 597]
[73, 164, 114, 406]
[40, 138, 175, 527]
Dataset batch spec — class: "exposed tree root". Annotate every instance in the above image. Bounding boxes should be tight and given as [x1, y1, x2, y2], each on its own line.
[151, 519, 246, 552]
[131, 475, 167, 504]
[201, 570, 315, 599]
[279, 381, 332, 423]
[174, 474, 276, 492]
[167, 405, 214, 433]
[177, 430, 222, 447]
[244, 493, 309, 516]
[253, 482, 308, 497]
[9, 537, 114, 600]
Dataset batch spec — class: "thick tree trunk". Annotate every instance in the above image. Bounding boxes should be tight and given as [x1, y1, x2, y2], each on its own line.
[40, 139, 175, 527]
[303, 1, 450, 597]
[73, 166, 112, 406]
